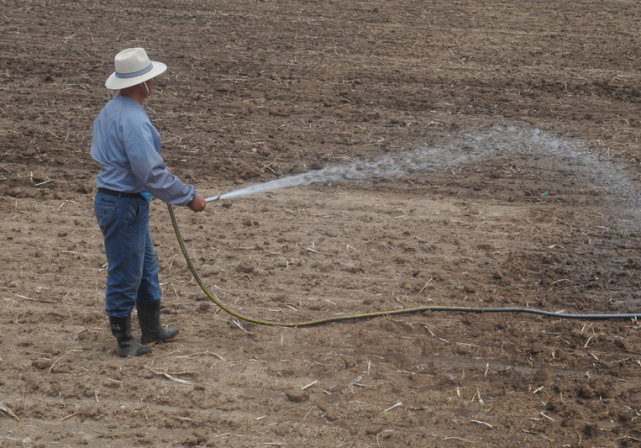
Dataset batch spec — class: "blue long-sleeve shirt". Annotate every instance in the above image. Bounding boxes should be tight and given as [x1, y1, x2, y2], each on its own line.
[91, 95, 196, 206]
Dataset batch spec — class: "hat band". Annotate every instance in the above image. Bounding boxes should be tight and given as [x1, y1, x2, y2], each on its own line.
[115, 63, 154, 79]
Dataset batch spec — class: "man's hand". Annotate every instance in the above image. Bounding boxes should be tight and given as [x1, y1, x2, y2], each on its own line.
[189, 193, 207, 212]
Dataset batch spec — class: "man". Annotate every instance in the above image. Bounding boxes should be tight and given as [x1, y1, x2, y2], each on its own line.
[91, 48, 207, 357]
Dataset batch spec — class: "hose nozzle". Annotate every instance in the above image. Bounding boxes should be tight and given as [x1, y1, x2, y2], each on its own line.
[205, 195, 222, 203]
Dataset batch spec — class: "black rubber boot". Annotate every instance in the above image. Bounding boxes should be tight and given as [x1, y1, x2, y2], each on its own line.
[109, 315, 152, 357]
[136, 300, 179, 347]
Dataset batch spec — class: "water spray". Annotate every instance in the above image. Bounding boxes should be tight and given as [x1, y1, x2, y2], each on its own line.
[181, 127, 641, 326]
[205, 125, 635, 205]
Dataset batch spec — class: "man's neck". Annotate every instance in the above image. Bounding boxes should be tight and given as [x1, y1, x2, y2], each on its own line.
[119, 90, 145, 106]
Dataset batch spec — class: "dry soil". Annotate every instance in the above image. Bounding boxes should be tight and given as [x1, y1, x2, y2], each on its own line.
[2, 0, 641, 447]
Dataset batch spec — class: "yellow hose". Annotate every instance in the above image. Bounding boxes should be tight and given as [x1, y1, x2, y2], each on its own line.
[168, 204, 641, 324]
[168, 204, 466, 326]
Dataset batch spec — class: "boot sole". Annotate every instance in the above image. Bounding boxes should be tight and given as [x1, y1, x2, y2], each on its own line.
[116, 351, 152, 357]
[115, 347, 152, 357]
[142, 334, 178, 347]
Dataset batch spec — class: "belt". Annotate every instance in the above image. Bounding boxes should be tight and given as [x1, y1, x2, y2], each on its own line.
[98, 188, 143, 199]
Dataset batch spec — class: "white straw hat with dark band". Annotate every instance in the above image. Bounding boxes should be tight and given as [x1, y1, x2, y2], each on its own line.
[105, 48, 167, 90]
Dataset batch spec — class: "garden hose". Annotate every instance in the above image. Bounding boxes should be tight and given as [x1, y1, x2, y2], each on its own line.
[168, 204, 641, 326]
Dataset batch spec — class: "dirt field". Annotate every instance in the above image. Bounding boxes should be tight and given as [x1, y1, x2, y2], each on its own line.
[3, 0, 641, 446]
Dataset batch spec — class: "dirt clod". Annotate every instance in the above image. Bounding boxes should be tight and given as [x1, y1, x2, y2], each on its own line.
[285, 389, 309, 403]
[343, 358, 355, 369]
[198, 302, 211, 312]
[365, 426, 382, 435]
[583, 423, 600, 438]
[614, 339, 626, 350]
[533, 368, 554, 383]
[236, 262, 254, 273]
[32, 359, 51, 370]
[184, 436, 199, 446]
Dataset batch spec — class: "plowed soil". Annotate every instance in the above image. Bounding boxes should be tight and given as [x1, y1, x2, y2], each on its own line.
[2, 0, 641, 446]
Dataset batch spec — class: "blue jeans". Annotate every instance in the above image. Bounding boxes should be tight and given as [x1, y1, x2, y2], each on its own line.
[94, 191, 161, 318]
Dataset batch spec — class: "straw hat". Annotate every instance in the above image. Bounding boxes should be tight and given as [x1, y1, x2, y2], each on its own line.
[105, 48, 167, 90]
